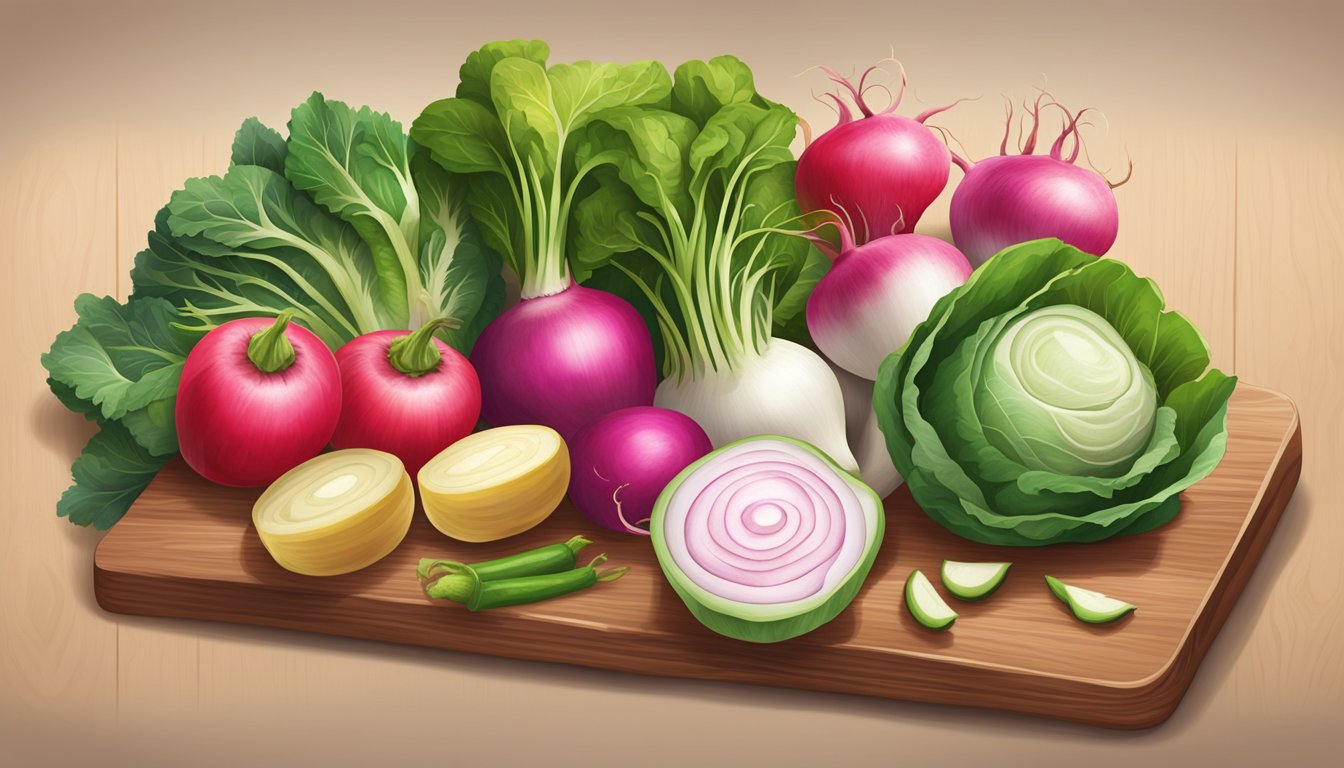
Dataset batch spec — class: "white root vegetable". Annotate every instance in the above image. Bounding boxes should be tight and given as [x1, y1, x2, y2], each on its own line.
[655, 339, 858, 473]
[831, 362, 903, 496]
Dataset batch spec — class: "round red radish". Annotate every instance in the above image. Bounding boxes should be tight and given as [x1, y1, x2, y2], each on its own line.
[795, 62, 960, 243]
[949, 97, 1129, 265]
[330, 318, 481, 476]
[176, 313, 341, 487]
[807, 226, 972, 380]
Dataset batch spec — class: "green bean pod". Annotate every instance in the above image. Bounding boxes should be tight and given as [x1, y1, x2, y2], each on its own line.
[417, 535, 591, 584]
[468, 554, 628, 611]
[427, 554, 629, 611]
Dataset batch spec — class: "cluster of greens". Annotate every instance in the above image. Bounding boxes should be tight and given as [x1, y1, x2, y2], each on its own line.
[570, 56, 822, 380]
[412, 43, 820, 379]
[411, 40, 671, 301]
[874, 239, 1235, 546]
[42, 93, 503, 528]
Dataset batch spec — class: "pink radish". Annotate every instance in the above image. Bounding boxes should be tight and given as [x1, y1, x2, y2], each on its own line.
[795, 61, 961, 243]
[470, 283, 656, 442]
[568, 406, 712, 536]
[176, 312, 341, 487]
[806, 217, 972, 380]
[331, 317, 481, 475]
[949, 96, 1132, 265]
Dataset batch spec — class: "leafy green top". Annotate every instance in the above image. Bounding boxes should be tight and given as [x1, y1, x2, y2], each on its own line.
[570, 56, 819, 380]
[412, 40, 671, 300]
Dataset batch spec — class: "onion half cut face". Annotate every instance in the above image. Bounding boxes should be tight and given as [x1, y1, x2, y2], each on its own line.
[652, 436, 885, 643]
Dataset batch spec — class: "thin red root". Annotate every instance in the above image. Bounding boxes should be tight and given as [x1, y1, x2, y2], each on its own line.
[799, 115, 814, 148]
[874, 57, 909, 114]
[999, 97, 1014, 156]
[821, 91, 854, 126]
[889, 205, 907, 237]
[1050, 106, 1091, 162]
[610, 484, 651, 536]
[916, 95, 976, 124]
[803, 231, 842, 261]
[820, 65, 872, 117]
[1107, 156, 1134, 188]
[928, 123, 975, 173]
[1021, 90, 1055, 155]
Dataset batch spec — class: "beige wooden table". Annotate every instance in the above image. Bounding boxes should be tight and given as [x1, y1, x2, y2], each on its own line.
[2, 1, 1340, 765]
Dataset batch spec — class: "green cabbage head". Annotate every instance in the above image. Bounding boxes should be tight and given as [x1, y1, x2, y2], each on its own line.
[873, 239, 1236, 546]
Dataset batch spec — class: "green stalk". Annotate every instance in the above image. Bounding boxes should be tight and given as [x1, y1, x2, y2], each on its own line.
[246, 311, 297, 373]
[386, 316, 460, 377]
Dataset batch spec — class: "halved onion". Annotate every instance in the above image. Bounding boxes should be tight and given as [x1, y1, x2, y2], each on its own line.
[651, 435, 885, 643]
[253, 448, 413, 576]
[418, 425, 569, 542]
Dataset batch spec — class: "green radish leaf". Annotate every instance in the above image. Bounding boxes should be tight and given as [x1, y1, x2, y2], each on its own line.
[57, 421, 171, 530]
[671, 55, 760, 128]
[285, 93, 419, 326]
[413, 151, 505, 353]
[456, 39, 550, 109]
[574, 107, 698, 218]
[166, 164, 386, 330]
[230, 117, 288, 174]
[411, 97, 514, 176]
[41, 295, 193, 422]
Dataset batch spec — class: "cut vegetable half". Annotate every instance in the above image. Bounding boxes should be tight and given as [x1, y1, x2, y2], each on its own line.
[418, 425, 570, 542]
[1045, 575, 1136, 624]
[252, 449, 414, 576]
[905, 569, 957, 631]
[940, 560, 1011, 601]
[651, 436, 884, 644]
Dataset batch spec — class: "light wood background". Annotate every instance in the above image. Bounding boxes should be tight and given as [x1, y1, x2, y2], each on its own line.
[1, 0, 1340, 765]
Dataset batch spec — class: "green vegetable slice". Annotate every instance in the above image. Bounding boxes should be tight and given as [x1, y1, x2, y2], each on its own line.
[940, 560, 1011, 601]
[905, 569, 957, 631]
[1045, 575, 1136, 624]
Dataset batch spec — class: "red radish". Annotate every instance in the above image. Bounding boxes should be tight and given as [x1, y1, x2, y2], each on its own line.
[568, 406, 712, 535]
[949, 96, 1132, 265]
[470, 283, 656, 441]
[176, 312, 341, 487]
[331, 317, 481, 475]
[795, 61, 961, 243]
[806, 218, 972, 380]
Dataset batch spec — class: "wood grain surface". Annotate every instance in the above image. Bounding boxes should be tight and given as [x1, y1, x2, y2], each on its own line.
[92, 385, 1300, 729]
[4, 1, 1342, 765]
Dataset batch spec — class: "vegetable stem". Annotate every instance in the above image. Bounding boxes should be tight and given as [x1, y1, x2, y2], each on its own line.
[245, 311, 297, 373]
[386, 316, 461, 377]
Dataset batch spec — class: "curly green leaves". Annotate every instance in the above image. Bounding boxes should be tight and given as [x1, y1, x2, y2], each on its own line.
[873, 239, 1235, 546]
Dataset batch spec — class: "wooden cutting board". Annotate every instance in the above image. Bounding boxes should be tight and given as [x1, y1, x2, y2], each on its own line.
[94, 384, 1301, 729]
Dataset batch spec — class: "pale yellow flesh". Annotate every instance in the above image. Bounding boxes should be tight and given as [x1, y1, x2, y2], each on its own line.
[253, 449, 414, 576]
[418, 425, 569, 542]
